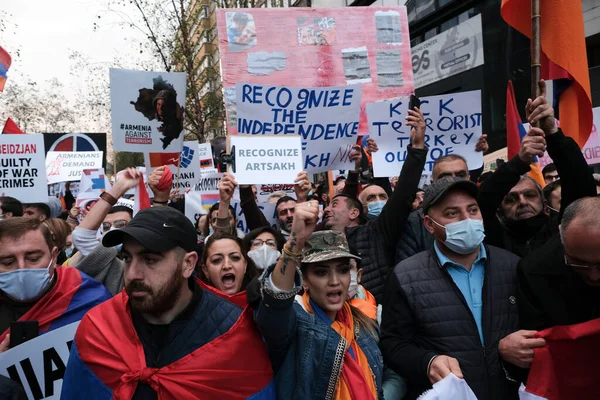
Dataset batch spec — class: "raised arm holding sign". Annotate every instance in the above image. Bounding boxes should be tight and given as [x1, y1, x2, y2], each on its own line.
[369, 91, 483, 178]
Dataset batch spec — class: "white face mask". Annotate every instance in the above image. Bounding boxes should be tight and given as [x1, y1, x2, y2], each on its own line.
[348, 270, 359, 299]
[0, 258, 54, 302]
[247, 245, 281, 270]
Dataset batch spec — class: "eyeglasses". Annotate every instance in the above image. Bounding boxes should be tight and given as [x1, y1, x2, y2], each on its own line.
[102, 219, 128, 232]
[250, 239, 277, 249]
[564, 255, 600, 272]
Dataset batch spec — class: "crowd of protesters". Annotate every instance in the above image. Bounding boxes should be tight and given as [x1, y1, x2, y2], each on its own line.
[0, 83, 598, 399]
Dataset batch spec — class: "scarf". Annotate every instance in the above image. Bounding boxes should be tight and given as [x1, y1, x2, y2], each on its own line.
[301, 292, 377, 400]
[75, 282, 274, 399]
[350, 285, 378, 321]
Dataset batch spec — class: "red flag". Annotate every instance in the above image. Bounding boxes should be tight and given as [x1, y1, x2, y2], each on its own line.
[506, 81, 546, 187]
[2, 118, 24, 134]
[501, 0, 593, 149]
[525, 318, 600, 399]
[506, 81, 522, 160]
[148, 152, 179, 168]
[133, 176, 151, 215]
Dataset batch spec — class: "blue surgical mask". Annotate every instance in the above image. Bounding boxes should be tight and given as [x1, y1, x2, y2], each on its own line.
[432, 218, 485, 254]
[367, 201, 386, 219]
[0, 258, 54, 302]
[64, 246, 75, 258]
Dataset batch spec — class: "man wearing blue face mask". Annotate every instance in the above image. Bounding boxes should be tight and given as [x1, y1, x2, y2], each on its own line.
[0, 218, 111, 352]
[381, 177, 540, 400]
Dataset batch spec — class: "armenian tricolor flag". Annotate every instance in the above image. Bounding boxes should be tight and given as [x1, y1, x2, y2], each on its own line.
[501, 0, 593, 149]
[0, 46, 11, 92]
[506, 81, 545, 187]
[200, 193, 220, 213]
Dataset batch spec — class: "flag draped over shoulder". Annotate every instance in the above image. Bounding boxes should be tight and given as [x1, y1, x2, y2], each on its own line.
[501, 0, 592, 149]
[506, 81, 545, 187]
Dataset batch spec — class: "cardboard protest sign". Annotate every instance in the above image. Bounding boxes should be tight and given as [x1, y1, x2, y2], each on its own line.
[231, 199, 278, 234]
[198, 143, 216, 171]
[0, 134, 47, 203]
[535, 107, 600, 168]
[144, 141, 201, 194]
[217, 7, 414, 134]
[43, 133, 107, 168]
[256, 184, 296, 203]
[229, 135, 303, 184]
[46, 151, 103, 184]
[110, 68, 186, 153]
[194, 170, 223, 194]
[78, 168, 111, 195]
[184, 191, 205, 227]
[0, 321, 79, 399]
[369, 90, 482, 177]
[236, 83, 361, 174]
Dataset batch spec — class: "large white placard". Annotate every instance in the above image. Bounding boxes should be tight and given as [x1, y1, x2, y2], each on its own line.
[109, 68, 186, 153]
[369, 90, 482, 177]
[0, 322, 79, 400]
[229, 135, 303, 184]
[0, 134, 47, 203]
[235, 83, 362, 174]
[412, 14, 484, 89]
[46, 152, 103, 184]
[144, 141, 201, 194]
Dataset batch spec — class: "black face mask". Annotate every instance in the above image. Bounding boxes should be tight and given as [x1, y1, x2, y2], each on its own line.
[503, 212, 549, 239]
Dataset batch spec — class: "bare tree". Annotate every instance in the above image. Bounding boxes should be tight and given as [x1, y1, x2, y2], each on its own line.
[98, 0, 225, 144]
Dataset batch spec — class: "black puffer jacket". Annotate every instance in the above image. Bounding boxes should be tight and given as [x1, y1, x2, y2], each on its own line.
[394, 209, 433, 264]
[346, 146, 428, 303]
[381, 245, 521, 400]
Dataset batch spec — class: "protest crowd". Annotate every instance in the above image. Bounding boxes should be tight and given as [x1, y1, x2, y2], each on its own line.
[1, 3, 600, 400]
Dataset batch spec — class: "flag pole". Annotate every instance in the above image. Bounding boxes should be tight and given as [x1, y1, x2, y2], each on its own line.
[531, 0, 542, 117]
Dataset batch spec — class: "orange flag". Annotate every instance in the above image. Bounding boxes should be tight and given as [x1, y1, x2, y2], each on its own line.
[501, 0, 593, 149]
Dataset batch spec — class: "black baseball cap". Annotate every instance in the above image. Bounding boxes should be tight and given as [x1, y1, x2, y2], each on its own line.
[423, 177, 479, 215]
[103, 207, 197, 253]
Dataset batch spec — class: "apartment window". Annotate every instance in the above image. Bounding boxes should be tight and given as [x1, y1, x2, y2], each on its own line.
[201, 5, 209, 18]
[424, 27, 437, 40]
[411, 36, 423, 47]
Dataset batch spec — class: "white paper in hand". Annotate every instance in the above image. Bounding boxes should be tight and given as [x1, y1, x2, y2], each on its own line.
[518, 384, 548, 400]
[417, 373, 478, 400]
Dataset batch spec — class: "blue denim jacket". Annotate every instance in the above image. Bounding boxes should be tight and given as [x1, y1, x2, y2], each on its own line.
[254, 275, 384, 400]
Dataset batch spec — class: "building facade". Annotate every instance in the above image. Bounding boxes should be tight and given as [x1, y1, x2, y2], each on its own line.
[185, 0, 306, 140]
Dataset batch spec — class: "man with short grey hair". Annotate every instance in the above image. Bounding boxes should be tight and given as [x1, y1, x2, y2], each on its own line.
[517, 196, 600, 331]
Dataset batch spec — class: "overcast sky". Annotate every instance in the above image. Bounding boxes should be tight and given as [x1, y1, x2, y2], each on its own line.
[1, 0, 151, 95]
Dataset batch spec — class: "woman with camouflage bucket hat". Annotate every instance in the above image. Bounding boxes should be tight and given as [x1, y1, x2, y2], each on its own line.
[254, 200, 384, 400]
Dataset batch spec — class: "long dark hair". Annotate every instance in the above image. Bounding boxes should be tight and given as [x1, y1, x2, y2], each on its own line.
[242, 226, 286, 252]
[200, 232, 259, 292]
